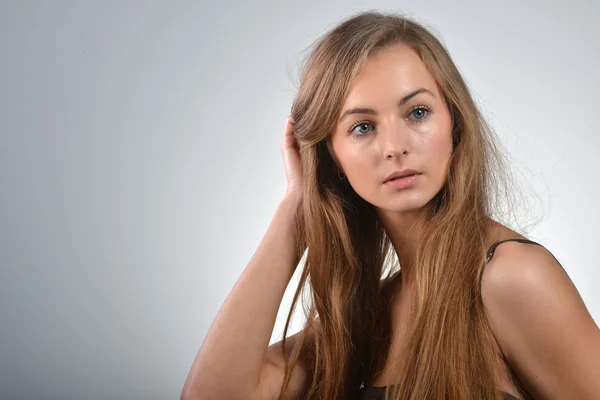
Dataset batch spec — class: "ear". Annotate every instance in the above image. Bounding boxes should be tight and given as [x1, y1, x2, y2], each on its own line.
[325, 135, 344, 173]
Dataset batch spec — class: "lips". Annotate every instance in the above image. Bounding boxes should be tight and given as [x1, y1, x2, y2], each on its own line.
[389, 173, 417, 180]
[383, 169, 422, 183]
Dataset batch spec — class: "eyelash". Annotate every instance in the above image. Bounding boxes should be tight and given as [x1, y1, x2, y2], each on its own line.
[348, 105, 433, 139]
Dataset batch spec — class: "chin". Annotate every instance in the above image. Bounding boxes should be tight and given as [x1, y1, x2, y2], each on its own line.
[369, 196, 430, 214]
[352, 183, 435, 212]
[386, 203, 427, 214]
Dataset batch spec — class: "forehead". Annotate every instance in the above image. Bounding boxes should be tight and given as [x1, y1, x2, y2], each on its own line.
[342, 43, 439, 106]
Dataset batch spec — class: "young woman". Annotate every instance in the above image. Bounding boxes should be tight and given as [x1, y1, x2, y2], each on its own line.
[181, 11, 600, 400]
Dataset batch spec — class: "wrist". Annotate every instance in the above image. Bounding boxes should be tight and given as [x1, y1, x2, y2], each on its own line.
[282, 192, 302, 211]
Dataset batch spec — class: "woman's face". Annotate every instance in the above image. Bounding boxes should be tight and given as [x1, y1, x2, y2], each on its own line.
[330, 43, 454, 215]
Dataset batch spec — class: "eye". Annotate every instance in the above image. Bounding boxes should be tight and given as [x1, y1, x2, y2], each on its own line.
[347, 105, 433, 139]
[408, 105, 432, 122]
[348, 120, 374, 138]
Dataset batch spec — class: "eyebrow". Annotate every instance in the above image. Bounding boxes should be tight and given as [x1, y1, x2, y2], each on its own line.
[338, 87, 435, 123]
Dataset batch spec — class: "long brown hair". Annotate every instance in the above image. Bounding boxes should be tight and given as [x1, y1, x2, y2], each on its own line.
[280, 10, 540, 400]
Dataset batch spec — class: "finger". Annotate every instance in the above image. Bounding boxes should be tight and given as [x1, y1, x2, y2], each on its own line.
[284, 117, 295, 138]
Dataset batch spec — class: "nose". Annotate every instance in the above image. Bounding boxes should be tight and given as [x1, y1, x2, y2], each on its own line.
[379, 119, 410, 159]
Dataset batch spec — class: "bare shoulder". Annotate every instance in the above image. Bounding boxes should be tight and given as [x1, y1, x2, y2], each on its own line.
[480, 239, 578, 306]
[480, 240, 600, 399]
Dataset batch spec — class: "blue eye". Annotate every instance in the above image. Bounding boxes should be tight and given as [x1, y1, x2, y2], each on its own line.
[347, 105, 433, 139]
[410, 106, 430, 121]
[349, 121, 374, 138]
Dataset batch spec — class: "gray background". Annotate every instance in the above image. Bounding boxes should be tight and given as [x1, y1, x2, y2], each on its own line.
[1, 1, 598, 399]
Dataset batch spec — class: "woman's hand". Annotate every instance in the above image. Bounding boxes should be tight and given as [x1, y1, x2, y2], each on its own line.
[281, 116, 302, 207]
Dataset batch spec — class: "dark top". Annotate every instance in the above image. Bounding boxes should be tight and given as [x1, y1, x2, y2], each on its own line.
[355, 238, 557, 400]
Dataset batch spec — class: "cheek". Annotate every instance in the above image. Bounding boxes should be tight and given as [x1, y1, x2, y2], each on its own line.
[431, 134, 452, 159]
[336, 140, 370, 171]
[426, 131, 453, 176]
[338, 148, 380, 192]
[345, 154, 374, 181]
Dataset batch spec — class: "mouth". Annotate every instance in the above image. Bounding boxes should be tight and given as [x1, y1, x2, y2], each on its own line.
[383, 169, 422, 183]
[387, 173, 419, 181]
[385, 173, 421, 183]
[384, 173, 422, 188]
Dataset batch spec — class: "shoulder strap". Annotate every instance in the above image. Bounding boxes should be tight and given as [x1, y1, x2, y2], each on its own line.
[485, 238, 543, 264]
[478, 238, 543, 303]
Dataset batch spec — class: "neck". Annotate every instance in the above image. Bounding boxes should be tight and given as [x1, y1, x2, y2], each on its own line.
[375, 207, 427, 287]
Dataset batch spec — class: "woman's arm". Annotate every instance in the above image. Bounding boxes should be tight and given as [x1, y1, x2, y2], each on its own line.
[180, 197, 310, 400]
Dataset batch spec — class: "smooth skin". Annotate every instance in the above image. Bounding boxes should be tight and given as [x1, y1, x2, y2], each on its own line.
[181, 43, 600, 400]
[330, 42, 454, 286]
